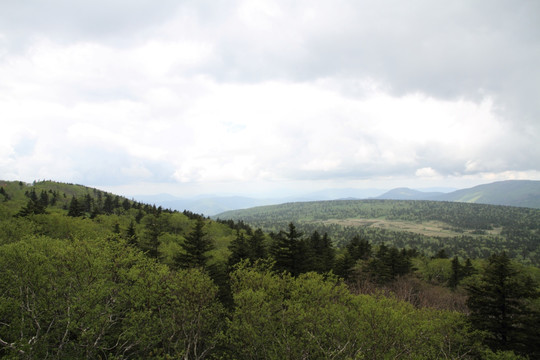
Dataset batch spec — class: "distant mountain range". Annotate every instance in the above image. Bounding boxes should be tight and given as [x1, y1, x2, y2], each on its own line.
[133, 188, 384, 216]
[375, 180, 540, 208]
[135, 180, 540, 215]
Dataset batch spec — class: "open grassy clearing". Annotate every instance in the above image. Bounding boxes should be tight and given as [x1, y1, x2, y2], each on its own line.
[317, 218, 503, 238]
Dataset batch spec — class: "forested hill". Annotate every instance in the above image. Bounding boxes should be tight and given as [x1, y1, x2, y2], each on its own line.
[376, 180, 540, 208]
[2, 180, 540, 358]
[0, 179, 237, 265]
[215, 199, 540, 264]
[437, 180, 540, 208]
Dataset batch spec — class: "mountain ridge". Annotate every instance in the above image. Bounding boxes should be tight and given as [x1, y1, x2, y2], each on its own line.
[376, 180, 540, 208]
[135, 180, 540, 215]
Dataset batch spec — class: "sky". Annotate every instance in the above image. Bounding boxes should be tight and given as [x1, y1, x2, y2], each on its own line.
[1, 0, 539, 198]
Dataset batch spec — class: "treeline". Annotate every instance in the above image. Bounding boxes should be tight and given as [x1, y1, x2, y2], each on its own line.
[215, 199, 540, 265]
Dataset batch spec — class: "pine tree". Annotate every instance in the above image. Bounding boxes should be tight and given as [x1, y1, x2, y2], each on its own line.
[122, 198, 131, 211]
[462, 258, 476, 278]
[347, 235, 371, 261]
[175, 219, 214, 269]
[448, 256, 462, 289]
[247, 228, 266, 261]
[67, 196, 84, 217]
[307, 231, 335, 273]
[0, 187, 7, 201]
[142, 215, 162, 258]
[135, 209, 145, 224]
[125, 221, 138, 245]
[39, 190, 49, 207]
[466, 252, 540, 356]
[271, 223, 307, 276]
[228, 231, 251, 267]
[103, 194, 114, 215]
[15, 198, 46, 217]
[433, 248, 449, 259]
[83, 194, 93, 213]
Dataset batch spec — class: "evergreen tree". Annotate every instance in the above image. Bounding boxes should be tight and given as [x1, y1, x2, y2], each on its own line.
[466, 252, 540, 356]
[247, 228, 266, 261]
[83, 194, 93, 213]
[175, 219, 214, 269]
[103, 194, 114, 214]
[142, 214, 162, 258]
[271, 223, 307, 276]
[434, 248, 449, 259]
[28, 189, 38, 202]
[135, 209, 145, 224]
[67, 196, 84, 217]
[0, 187, 8, 201]
[462, 258, 476, 278]
[334, 251, 356, 280]
[366, 244, 411, 284]
[347, 235, 371, 261]
[228, 231, 251, 267]
[39, 190, 49, 207]
[113, 222, 121, 235]
[113, 195, 121, 209]
[307, 231, 335, 273]
[15, 198, 46, 217]
[448, 256, 462, 289]
[125, 221, 138, 245]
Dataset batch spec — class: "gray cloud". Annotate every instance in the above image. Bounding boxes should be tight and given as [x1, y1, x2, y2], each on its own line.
[0, 0, 181, 51]
[193, 1, 540, 124]
[1, 0, 539, 193]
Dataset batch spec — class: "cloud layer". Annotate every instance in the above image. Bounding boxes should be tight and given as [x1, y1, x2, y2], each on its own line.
[1, 0, 539, 195]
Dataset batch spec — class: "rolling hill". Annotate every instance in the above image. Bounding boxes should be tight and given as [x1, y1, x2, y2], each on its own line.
[376, 180, 540, 208]
[214, 198, 540, 264]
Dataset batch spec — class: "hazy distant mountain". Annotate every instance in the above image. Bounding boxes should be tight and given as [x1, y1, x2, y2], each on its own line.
[300, 188, 385, 200]
[133, 188, 386, 215]
[436, 180, 540, 208]
[376, 187, 445, 200]
[131, 195, 275, 216]
[378, 180, 540, 208]
[135, 180, 540, 215]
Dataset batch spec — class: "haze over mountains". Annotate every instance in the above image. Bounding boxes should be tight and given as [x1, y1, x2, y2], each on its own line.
[136, 180, 540, 216]
[376, 180, 540, 209]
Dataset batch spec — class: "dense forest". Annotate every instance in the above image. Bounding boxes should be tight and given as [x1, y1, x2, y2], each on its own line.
[1, 180, 539, 359]
[215, 200, 540, 265]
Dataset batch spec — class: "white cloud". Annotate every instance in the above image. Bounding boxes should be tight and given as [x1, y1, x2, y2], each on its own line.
[0, 0, 539, 196]
[415, 167, 440, 178]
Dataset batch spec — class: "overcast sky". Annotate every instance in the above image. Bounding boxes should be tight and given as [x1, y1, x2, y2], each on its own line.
[1, 0, 539, 197]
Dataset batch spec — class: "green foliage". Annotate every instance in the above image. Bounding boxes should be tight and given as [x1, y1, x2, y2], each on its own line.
[305, 231, 335, 273]
[0, 236, 224, 359]
[270, 223, 308, 276]
[466, 252, 540, 357]
[2, 180, 540, 359]
[175, 218, 215, 269]
[225, 262, 484, 359]
[215, 199, 540, 265]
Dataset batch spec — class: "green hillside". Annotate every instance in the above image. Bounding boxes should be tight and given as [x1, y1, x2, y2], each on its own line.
[376, 180, 540, 208]
[2, 180, 539, 358]
[215, 199, 540, 265]
[0, 180, 237, 265]
[437, 180, 540, 208]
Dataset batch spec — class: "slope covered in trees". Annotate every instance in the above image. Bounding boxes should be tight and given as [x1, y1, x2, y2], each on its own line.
[215, 199, 540, 265]
[1, 180, 539, 359]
